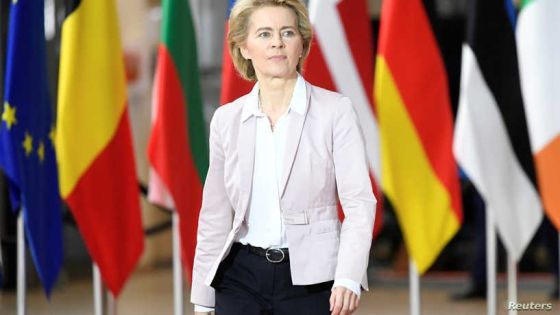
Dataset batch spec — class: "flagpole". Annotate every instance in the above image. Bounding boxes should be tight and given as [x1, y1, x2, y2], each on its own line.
[486, 208, 496, 315]
[172, 211, 184, 315]
[409, 258, 421, 315]
[17, 211, 26, 315]
[107, 290, 116, 315]
[93, 264, 103, 315]
[507, 255, 517, 315]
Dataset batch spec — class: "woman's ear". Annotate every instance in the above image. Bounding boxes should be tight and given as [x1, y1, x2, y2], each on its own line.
[240, 45, 251, 60]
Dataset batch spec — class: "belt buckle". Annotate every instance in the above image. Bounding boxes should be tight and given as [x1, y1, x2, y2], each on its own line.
[265, 248, 285, 263]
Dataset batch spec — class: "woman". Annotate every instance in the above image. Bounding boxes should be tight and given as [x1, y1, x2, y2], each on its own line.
[191, 1, 375, 314]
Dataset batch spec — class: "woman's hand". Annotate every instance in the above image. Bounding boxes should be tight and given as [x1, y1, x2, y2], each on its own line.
[330, 286, 360, 315]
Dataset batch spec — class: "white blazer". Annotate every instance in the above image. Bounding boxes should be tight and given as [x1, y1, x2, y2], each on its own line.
[191, 78, 376, 307]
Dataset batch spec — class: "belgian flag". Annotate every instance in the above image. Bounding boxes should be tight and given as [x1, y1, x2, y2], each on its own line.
[57, 0, 144, 296]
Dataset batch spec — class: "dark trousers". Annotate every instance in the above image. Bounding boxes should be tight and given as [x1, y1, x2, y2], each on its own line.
[211, 243, 333, 315]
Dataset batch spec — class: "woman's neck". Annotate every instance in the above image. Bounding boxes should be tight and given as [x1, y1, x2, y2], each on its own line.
[258, 76, 298, 115]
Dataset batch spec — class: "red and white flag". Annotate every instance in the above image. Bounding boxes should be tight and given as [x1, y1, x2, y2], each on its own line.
[306, 0, 382, 236]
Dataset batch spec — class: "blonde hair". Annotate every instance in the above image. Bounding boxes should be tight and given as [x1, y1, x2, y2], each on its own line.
[227, 0, 313, 81]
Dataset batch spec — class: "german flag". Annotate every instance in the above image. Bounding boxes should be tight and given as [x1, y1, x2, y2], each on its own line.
[375, 0, 462, 273]
[57, 0, 144, 296]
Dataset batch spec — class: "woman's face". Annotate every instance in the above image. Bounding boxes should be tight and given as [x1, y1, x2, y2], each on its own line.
[240, 6, 303, 81]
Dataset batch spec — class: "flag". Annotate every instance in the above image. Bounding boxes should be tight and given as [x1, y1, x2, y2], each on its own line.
[0, 0, 62, 295]
[375, 0, 462, 273]
[516, 0, 560, 230]
[220, 0, 255, 104]
[57, 0, 144, 296]
[147, 0, 209, 280]
[453, 0, 542, 261]
[306, 0, 383, 236]
[0, 0, 7, 290]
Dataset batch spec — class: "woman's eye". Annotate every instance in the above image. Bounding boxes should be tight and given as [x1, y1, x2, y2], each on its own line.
[258, 32, 271, 38]
[282, 30, 295, 37]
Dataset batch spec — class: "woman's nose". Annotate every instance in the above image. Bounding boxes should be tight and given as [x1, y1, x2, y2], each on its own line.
[271, 33, 285, 48]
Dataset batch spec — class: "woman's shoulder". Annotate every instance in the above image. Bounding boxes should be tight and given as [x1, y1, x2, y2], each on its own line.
[306, 82, 352, 113]
[306, 81, 349, 103]
[213, 94, 249, 120]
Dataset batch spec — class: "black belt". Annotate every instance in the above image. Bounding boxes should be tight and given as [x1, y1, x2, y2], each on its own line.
[243, 244, 290, 263]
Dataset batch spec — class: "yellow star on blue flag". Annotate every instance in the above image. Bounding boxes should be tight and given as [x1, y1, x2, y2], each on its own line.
[1, 102, 17, 129]
[0, 0, 62, 297]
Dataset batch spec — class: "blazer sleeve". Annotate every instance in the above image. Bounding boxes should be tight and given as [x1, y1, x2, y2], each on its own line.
[332, 97, 376, 290]
[190, 107, 234, 307]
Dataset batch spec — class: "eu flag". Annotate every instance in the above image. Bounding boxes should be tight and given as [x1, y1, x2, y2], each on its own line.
[0, 0, 62, 296]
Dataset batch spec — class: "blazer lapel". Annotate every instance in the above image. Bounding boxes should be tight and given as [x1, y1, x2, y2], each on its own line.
[279, 83, 311, 198]
[237, 115, 256, 216]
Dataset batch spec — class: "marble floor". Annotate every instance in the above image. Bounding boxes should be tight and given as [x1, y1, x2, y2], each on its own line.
[0, 268, 558, 314]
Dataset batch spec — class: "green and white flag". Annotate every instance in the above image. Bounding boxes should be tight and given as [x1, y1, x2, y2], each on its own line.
[516, 0, 560, 230]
